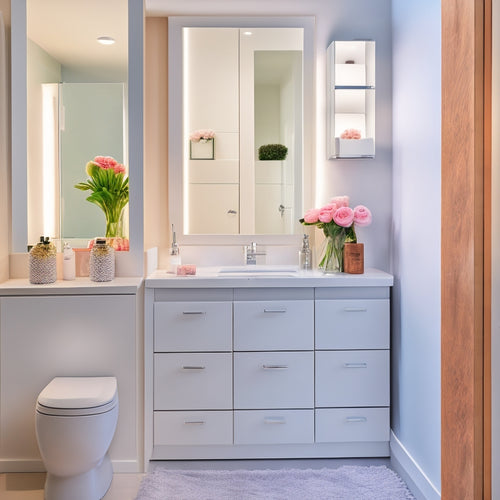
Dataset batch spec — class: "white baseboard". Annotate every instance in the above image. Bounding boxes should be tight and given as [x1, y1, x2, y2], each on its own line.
[0, 458, 141, 473]
[390, 431, 441, 500]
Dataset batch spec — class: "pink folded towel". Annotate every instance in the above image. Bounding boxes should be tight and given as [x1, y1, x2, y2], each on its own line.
[176, 264, 197, 276]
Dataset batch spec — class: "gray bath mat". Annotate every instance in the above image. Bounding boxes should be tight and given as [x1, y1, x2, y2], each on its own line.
[135, 465, 415, 499]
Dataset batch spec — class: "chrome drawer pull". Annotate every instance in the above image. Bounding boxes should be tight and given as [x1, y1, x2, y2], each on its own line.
[263, 308, 287, 313]
[264, 416, 286, 424]
[182, 365, 206, 370]
[343, 362, 368, 368]
[182, 311, 206, 315]
[262, 364, 288, 369]
[346, 416, 367, 423]
[343, 307, 368, 312]
[184, 420, 205, 425]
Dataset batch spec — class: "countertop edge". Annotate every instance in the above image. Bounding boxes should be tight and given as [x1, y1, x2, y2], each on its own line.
[145, 268, 393, 289]
[0, 277, 144, 295]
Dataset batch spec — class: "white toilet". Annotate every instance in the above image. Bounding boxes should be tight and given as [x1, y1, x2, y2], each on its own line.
[35, 377, 119, 500]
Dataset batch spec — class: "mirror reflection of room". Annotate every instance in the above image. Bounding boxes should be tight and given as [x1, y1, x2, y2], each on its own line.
[26, 0, 128, 247]
[183, 27, 303, 236]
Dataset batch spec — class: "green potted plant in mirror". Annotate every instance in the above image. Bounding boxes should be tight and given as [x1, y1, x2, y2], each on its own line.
[258, 144, 288, 161]
[74, 156, 129, 250]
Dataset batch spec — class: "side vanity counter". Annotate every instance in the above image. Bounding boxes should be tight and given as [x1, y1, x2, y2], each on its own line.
[0, 277, 144, 474]
[144, 269, 393, 465]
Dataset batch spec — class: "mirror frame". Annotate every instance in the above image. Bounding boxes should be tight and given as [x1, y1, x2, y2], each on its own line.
[168, 16, 315, 245]
[11, 0, 144, 276]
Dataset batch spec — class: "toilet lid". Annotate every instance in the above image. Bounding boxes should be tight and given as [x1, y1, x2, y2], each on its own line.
[37, 377, 118, 410]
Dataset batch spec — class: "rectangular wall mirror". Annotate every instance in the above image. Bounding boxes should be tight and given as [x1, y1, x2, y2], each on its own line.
[169, 17, 314, 244]
[12, 0, 128, 250]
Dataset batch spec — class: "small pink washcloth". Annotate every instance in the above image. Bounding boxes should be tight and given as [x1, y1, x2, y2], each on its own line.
[177, 264, 197, 276]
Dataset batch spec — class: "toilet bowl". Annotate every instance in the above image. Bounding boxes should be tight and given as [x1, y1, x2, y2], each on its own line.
[35, 377, 119, 500]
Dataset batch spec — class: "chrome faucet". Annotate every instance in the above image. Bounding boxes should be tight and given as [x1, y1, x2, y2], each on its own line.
[244, 242, 266, 265]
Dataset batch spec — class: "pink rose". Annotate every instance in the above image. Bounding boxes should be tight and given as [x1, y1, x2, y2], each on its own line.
[353, 205, 372, 226]
[330, 196, 349, 208]
[318, 206, 335, 223]
[303, 208, 321, 223]
[340, 128, 362, 140]
[333, 206, 354, 227]
[190, 129, 215, 142]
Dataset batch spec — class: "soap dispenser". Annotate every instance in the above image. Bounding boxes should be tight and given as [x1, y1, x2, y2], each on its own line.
[169, 224, 181, 273]
[299, 234, 312, 270]
[63, 242, 76, 280]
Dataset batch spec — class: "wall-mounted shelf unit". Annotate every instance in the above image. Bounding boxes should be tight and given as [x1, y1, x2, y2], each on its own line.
[327, 40, 375, 159]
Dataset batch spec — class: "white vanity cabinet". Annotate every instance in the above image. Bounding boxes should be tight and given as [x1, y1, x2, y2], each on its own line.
[152, 289, 234, 449]
[145, 270, 392, 463]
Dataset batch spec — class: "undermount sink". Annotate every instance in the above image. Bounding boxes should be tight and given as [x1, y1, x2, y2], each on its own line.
[216, 265, 299, 277]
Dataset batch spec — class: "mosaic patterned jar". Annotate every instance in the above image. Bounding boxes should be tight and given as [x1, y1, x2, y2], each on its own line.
[29, 236, 57, 284]
[89, 238, 115, 282]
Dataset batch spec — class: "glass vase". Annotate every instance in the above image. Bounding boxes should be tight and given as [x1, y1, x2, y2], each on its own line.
[104, 208, 129, 251]
[319, 232, 346, 273]
[105, 208, 125, 238]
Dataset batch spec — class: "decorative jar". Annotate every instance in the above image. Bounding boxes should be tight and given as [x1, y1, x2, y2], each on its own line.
[29, 236, 57, 284]
[89, 238, 115, 282]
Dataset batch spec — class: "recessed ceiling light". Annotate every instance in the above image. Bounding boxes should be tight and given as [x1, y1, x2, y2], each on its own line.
[243, 31, 253, 36]
[97, 36, 115, 45]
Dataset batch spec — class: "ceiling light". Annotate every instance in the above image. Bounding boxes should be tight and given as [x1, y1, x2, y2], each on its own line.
[97, 36, 115, 45]
[243, 31, 253, 36]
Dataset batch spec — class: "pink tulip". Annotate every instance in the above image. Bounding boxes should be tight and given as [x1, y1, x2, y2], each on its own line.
[93, 156, 117, 169]
[353, 205, 372, 226]
[93, 156, 125, 174]
[333, 206, 354, 227]
[303, 208, 321, 223]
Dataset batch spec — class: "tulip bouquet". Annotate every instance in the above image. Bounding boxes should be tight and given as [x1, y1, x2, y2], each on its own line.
[300, 196, 372, 272]
[74, 156, 129, 241]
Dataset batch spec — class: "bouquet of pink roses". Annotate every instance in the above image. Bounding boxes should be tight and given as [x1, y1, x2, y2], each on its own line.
[300, 196, 372, 272]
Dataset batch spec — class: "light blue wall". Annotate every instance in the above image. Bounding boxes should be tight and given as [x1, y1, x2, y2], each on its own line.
[391, 0, 441, 493]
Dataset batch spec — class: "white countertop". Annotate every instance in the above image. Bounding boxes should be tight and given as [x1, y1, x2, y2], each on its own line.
[145, 267, 393, 288]
[0, 277, 143, 295]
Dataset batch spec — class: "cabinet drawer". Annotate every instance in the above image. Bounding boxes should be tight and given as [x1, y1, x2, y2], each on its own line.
[234, 352, 314, 409]
[154, 301, 232, 352]
[234, 300, 314, 351]
[154, 353, 232, 410]
[154, 411, 233, 446]
[315, 408, 389, 443]
[315, 299, 389, 350]
[234, 409, 314, 445]
[315, 350, 389, 407]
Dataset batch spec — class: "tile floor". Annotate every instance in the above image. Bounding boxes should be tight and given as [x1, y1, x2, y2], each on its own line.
[0, 458, 392, 499]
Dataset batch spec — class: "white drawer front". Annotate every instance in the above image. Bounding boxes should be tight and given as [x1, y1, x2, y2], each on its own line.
[315, 350, 389, 407]
[154, 301, 232, 352]
[154, 411, 233, 446]
[154, 353, 232, 410]
[234, 300, 314, 351]
[234, 409, 314, 444]
[315, 408, 390, 443]
[234, 352, 314, 409]
[315, 299, 389, 350]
